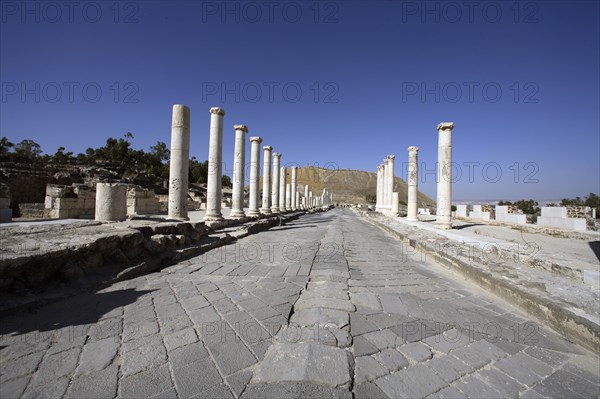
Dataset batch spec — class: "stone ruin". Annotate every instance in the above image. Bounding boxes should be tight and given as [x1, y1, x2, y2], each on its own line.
[537, 206, 588, 231]
[495, 205, 526, 224]
[469, 204, 493, 221]
[0, 183, 11, 222]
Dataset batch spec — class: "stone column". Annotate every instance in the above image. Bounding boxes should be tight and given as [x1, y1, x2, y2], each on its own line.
[168, 104, 190, 220]
[295, 192, 300, 210]
[382, 159, 389, 210]
[304, 185, 309, 204]
[301, 196, 306, 208]
[436, 122, 454, 229]
[392, 192, 399, 216]
[375, 165, 382, 211]
[270, 153, 281, 213]
[230, 125, 247, 219]
[260, 146, 273, 214]
[95, 183, 127, 222]
[247, 136, 262, 217]
[309, 191, 313, 208]
[285, 183, 291, 211]
[290, 166, 298, 210]
[407, 146, 419, 221]
[386, 155, 395, 212]
[205, 107, 225, 221]
[279, 166, 286, 211]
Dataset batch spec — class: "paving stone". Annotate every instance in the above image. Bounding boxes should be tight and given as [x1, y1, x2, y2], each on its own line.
[0, 376, 29, 399]
[120, 364, 174, 398]
[390, 319, 449, 342]
[294, 297, 355, 312]
[353, 335, 379, 356]
[253, 343, 352, 387]
[22, 376, 70, 399]
[494, 352, 554, 387]
[523, 346, 569, 368]
[355, 355, 388, 384]
[361, 329, 402, 350]
[241, 382, 352, 398]
[122, 334, 167, 376]
[453, 374, 506, 398]
[307, 280, 348, 291]
[0, 351, 44, 381]
[159, 313, 194, 334]
[423, 328, 474, 354]
[428, 385, 468, 398]
[290, 308, 349, 328]
[207, 334, 257, 376]
[349, 313, 380, 335]
[354, 381, 388, 399]
[189, 306, 221, 326]
[123, 320, 160, 342]
[425, 354, 474, 383]
[180, 296, 210, 311]
[367, 312, 414, 330]
[350, 292, 382, 310]
[226, 369, 253, 398]
[247, 305, 281, 321]
[399, 341, 433, 362]
[67, 364, 118, 399]
[169, 341, 210, 368]
[375, 363, 448, 398]
[478, 367, 526, 398]
[33, 347, 80, 383]
[77, 337, 119, 374]
[163, 327, 198, 352]
[449, 345, 492, 370]
[489, 338, 526, 355]
[172, 357, 222, 398]
[373, 349, 409, 371]
[560, 361, 600, 385]
[533, 369, 600, 399]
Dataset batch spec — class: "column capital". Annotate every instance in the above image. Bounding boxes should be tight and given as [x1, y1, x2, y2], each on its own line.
[437, 122, 454, 130]
[408, 146, 419, 153]
[210, 107, 225, 116]
[273, 152, 281, 159]
[263, 145, 272, 151]
[234, 124, 248, 132]
[383, 158, 389, 165]
[250, 136, 262, 143]
[290, 166, 298, 170]
[387, 155, 395, 161]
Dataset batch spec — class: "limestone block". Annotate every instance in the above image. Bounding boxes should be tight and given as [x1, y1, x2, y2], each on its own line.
[455, 205, 467, 218]
[495, 213, 527, 224]
[537, 216, 586, 231]
[469, 211, 490, 221]
[541, 207, 567, 218]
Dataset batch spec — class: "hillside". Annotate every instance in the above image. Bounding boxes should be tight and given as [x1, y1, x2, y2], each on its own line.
[291, 167, 435, 206]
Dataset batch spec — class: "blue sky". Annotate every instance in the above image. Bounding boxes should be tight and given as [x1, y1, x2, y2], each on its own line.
[1, 0, 598, 201]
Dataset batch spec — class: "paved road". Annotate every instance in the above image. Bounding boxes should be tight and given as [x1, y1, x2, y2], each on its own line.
[1, 209, 598, 398]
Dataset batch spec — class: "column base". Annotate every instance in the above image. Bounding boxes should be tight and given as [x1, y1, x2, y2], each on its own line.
[406, 217, 418, 222]
[167, 214, 190, 221]
[204, 210, 223, 221]
[259, 208, 272, 215]
[247, 210, 261, 217]
[270, 207, 280, 213]
[229, 210, 246, 219]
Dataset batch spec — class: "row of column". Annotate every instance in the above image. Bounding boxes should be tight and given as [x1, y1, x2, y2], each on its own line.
[374, 122, 454, 229]
[166, 105, 326, 222]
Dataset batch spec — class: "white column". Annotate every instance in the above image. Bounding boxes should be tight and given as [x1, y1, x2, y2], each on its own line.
[271, 153, 281, 213]
[205, 107, 225, 221]
[285, 183, 291, 211]
[382, 159, 389, 210]
[301, 196, 306, 208]
[95, 183, 127, 222]
[279, 166, 286, 211]
[392, 192, 399, 216]
[230, 124, 247, 219]
[247, 136, 262, 217]
[295, 192, 300, 210]
[309, 191, 313, 208]
[407, 146, 419, 221]
[436, 122, 454, 229]
[386, 155, 395, 212]
[304, 185, 309, 205]
[375, 165, 382, 211]
[260, 146, 273, 214]
[290, 166, 298, 210]
[168, 104, 190, 220]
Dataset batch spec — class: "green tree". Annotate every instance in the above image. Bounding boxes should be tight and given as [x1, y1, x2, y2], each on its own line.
[0, 136, 14, 154]
[222, 175, 232, 188]
[14, 139, 42, 159]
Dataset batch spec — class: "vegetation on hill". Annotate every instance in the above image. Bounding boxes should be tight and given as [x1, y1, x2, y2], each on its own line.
[0, 134, 232, 187]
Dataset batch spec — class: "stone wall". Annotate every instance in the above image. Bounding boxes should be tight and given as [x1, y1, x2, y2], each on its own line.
[495, 205, 527, 224]
[18, 203, 45, 219]
[0, 183, 11, 222]
[537, 207, 587, 231]
[127, 186, 160, 215]
[45, 184, 96, 219]
[566, 206, 592, 219]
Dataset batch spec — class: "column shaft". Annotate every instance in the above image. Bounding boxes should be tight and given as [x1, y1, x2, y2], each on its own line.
[436, 122, 454, 229]
[247, 137, 262, 216]
[271, 153, 281, 213]
[260, 146, 273, 214]
[290, 166, 298, 210]
[279, 166, 286, 211]
[386, 155, 395, 212]
[407, 146, 419, 221]
[230, 125, 247, 218]
[168, 104, 190, 220]
[205, 107, 225, 221]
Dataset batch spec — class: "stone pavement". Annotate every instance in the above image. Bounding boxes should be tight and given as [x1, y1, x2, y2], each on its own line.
[1, 209, 598, 398]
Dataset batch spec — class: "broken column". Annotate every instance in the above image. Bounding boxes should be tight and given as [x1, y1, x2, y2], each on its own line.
[406, 146, 419, 221]
[260, 146, 273, 214]
[436, 122, 454, 229]
[279, 166, 286, 212]
[270, 153, 281, 213]
[290, 166, 298, 210]
[167, 104, 191, 220]
[247, 136, 262, 217]
[95, 183, 127, 222]
[230, 125, 247, 219]
[205, 107, 225, 221]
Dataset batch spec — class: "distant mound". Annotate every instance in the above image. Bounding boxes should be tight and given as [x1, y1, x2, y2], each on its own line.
[292, 167, 435, 206]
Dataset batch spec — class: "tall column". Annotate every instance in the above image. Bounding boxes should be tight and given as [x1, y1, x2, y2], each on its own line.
[279, 166, 286, 211]
[168, 104, 190, 220]
[304, 185, 309, 204]
[295, 192, 300, 210]
[260, 146, 273, 214]
[270, 153, 281, 213]
[392, 192, 399, 216]
[407, 146, 419, 221]
[285, 183, 291, 211]
[436, 122, 454, 229]
[386, 155, 395, 213]
[247, 136, 262, 217]
[290, 166, 298, 210]
[230, 125, 247, 219]
[309, 191, 313, 208]
[375, 165, 382, 211]
[382, 159, 389, 210]
[205, 107, 225, 221]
